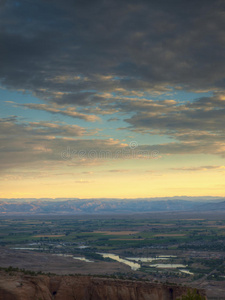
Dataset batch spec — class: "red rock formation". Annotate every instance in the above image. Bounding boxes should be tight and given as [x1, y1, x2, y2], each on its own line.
[0, 272, 206, 300]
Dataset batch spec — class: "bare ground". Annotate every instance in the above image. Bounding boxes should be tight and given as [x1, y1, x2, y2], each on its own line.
[0, 247, 131, 275]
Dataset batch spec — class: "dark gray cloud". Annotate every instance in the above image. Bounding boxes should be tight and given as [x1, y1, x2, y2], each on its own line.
[123, 93, 225, 149]
[0, 0, 224, 107]
[107, 117, 120, 122]
[1, 0, 225, 160]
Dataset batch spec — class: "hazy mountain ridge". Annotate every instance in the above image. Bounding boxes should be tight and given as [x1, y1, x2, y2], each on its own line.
[0, 198, 225, 215]
[197, 201, 225, 211]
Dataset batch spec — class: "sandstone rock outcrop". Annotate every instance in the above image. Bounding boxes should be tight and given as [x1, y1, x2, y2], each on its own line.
[0, 272, 206, 300]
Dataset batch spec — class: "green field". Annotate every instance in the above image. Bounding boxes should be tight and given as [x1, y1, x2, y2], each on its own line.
[1, 213, 225, 283]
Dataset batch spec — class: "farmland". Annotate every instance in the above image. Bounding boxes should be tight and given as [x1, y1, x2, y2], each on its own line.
[0, 212, 225, 298]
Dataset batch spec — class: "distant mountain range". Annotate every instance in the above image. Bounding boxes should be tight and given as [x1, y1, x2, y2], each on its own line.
[0, 197, 225, 215]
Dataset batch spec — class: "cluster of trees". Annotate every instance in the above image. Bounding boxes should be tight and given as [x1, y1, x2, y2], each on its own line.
[1, 266, 55, 276]
[178, 289, 206, 300]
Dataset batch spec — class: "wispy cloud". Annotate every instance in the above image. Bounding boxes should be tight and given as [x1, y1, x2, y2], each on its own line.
[15, 103, 100, 122]
[171, 166, 225, 171]
[0, 117, 128, 171]
[107, 169, 131, 173]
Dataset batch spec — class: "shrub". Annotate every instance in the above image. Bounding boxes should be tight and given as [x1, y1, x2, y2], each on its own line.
[177, 289, 206, 300]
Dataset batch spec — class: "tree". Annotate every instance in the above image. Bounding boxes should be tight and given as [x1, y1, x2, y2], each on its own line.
[178, 289, 206, 300]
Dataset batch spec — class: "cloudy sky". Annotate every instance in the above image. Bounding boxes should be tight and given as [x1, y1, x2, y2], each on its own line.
[0, 0, 225, 198]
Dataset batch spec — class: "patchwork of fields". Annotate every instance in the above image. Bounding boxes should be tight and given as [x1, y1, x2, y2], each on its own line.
[1, 212, 225, 298]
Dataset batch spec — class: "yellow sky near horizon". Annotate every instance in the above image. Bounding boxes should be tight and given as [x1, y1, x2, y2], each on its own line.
[1, 162, 225, 198]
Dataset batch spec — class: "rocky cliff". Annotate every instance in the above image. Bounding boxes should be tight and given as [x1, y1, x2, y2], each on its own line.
[0, 272, 206, 300]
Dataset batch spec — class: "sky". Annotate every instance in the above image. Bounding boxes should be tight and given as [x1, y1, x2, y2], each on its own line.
[0, 0, 225, 198]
